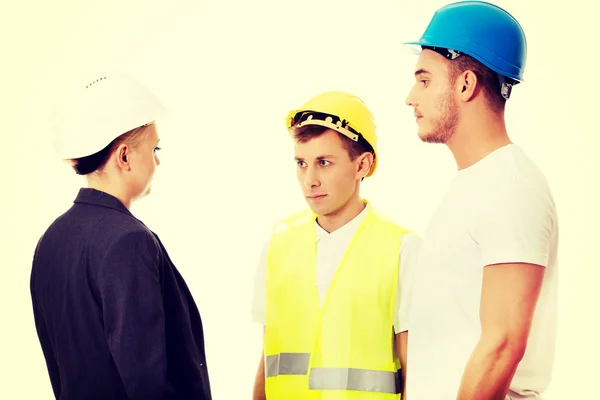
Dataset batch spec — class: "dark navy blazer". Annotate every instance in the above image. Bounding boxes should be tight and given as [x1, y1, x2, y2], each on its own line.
[30, 188, 212, 400]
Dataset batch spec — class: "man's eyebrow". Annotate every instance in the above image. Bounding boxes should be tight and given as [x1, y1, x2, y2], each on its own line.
[415, 68, 431, 77]
[294, 155, 336, 161]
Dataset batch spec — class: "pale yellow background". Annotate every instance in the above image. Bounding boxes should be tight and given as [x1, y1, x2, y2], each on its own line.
[1, 0, 598, 398]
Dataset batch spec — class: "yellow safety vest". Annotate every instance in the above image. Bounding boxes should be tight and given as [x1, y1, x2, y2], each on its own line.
[264, 202, 411, 399]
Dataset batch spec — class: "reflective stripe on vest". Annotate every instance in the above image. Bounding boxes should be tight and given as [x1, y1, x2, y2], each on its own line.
[266, 353, 401, 394]
[265, 353, 310, 377]
[310, 367, 400, 394]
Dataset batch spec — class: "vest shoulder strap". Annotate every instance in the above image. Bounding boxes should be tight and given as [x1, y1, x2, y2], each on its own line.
[369, 204, 418, 238]
[272, 208, 314, 236]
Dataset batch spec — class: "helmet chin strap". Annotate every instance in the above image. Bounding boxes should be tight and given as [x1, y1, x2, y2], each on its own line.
[498, 75, 516, 100]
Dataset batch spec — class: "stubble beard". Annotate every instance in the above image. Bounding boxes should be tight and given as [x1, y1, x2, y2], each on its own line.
[421, 91, 459, 144]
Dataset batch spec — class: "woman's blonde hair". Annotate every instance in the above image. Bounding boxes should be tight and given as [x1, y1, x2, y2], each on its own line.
[69, 121, 155, 175]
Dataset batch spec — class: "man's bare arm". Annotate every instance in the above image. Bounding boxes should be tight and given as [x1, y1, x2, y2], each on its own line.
[456, 262, 545, 400]
[395, 331, 408, 398]
[252, 327, 266, 400]
[252, 350, 266, 400]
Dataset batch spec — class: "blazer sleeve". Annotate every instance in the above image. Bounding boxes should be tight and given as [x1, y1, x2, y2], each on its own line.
[96, 228, 174, 400]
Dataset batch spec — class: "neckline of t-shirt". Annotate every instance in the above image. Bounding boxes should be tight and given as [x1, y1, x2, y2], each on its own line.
[314, 202, 371, 241]
[455, 143, 519, 176]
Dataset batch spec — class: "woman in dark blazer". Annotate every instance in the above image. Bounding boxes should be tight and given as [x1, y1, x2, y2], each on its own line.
[30, 73, 212, 400]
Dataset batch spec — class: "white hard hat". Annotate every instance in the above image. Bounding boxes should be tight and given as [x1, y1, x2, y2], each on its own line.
[52, 72, 168, 160]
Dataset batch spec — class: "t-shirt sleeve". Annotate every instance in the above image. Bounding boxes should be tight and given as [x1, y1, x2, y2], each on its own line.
[250, 237, 270, 325]
[474, 174, 556, 268]
[394, 233, 421, 334]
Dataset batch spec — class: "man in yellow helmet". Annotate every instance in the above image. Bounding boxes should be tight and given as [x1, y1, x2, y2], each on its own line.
[250, 91, 421, 399]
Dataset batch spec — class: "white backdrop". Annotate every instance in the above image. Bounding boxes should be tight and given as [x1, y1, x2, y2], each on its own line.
[2, 0, 598, 398]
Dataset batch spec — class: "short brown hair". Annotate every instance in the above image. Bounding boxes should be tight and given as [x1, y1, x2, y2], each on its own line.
[291, 124, 375, 162]
[448, 55, 506, 113]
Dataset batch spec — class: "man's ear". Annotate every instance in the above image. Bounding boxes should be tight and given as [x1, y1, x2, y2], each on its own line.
[357, 152, 374, 180]
[116, 144, 131, 171]
[457, 70, 478, 102]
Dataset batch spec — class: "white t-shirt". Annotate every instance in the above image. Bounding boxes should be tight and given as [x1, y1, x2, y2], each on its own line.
[406, 144, 559, 399]
[251, 203, 421, 334]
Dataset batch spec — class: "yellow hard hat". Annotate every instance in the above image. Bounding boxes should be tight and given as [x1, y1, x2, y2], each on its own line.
[285, 90, 378, 177]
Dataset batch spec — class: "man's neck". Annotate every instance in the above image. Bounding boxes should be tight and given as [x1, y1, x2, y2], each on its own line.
[317, 197, 366, 234]
[447, 109, 511, 170]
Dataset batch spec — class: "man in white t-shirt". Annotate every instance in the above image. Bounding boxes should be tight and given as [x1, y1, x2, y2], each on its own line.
[250, 91, 420, 399]
[402, 2, 559, 399]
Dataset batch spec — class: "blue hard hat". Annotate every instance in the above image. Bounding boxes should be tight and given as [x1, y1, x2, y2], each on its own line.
[404, 1, 527, 84]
